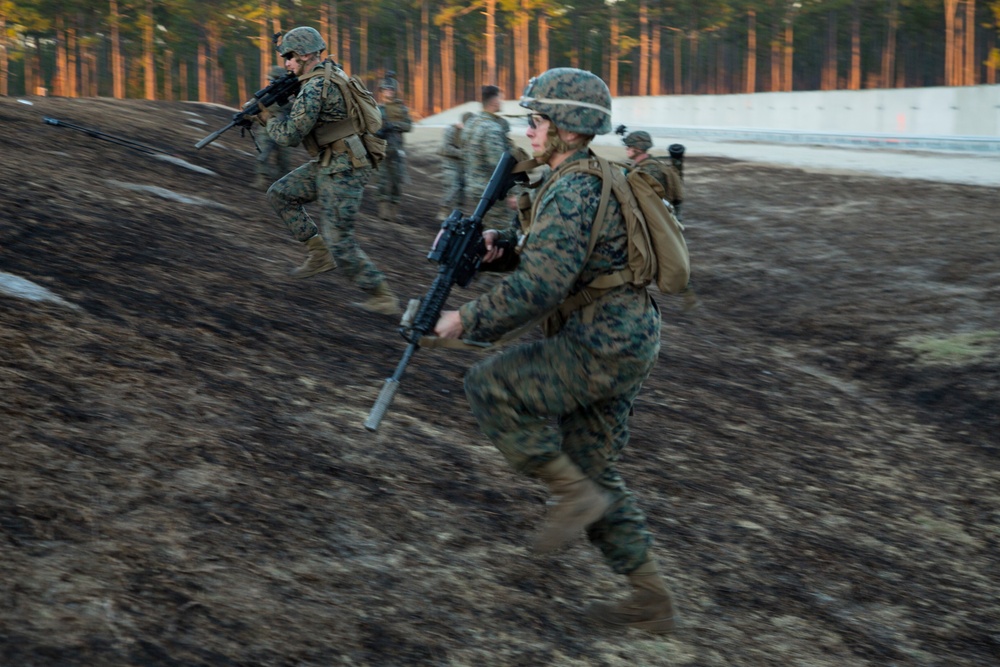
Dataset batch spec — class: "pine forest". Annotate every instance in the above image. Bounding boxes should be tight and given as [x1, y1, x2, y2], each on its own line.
[0, 0, 998, 117]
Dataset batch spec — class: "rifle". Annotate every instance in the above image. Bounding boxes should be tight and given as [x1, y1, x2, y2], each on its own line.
[43, 117, 168, 156]
[364, 150, 528, 432]
[194, 72, 301, 149]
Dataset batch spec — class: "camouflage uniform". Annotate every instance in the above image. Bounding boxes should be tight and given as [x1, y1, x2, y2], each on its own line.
[458, 146, 661, 574]
[254, 66, 295, 190]
[463, 111, 517, 229]
[375, 94, 414, 208]
[438, 114, 470, 213]
[264, 58, 386, 291]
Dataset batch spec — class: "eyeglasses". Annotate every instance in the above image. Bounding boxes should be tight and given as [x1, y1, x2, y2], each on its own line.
[527, 113, 549, 129]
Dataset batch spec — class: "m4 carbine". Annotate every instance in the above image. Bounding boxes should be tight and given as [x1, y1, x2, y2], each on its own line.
[194, 72, 301, 149]
[364, 150, 528, 432]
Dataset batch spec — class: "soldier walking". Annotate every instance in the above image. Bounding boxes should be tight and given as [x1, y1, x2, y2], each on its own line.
[434, 68, 677, 634]
[255, 26, 399, 315]
[374, 76, 413, 223]
[463, 85, 519, 230]
[253, 66, 295, 191]
[438, 111, 473, 219]
[623, 130, 684, 218]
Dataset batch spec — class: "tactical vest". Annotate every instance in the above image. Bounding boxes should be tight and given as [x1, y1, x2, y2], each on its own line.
[298, 60, 386, 168]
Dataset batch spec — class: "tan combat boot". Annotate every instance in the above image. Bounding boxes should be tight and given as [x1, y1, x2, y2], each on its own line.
[586, 560, 677, 634]
[532, 454, 611, 554]
[358, 282, 400, 315]
[290, 234, 336, 279]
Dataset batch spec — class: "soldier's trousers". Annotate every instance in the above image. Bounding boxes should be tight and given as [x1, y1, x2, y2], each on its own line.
[442, 161, 465, 209]
[376, 154, 405, 205]
[267, 161, 385, 291]
[464, 334, 657, 574]
[256, 135, 292, 180]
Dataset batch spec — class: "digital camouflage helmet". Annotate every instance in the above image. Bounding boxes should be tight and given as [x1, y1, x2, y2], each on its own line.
[519, 67, 612, 135]
[623, 131, 653, 152]
[277, 27, 326, 58]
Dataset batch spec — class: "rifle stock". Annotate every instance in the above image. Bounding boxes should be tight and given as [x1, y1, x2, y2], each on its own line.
[364, 151, 527, 432]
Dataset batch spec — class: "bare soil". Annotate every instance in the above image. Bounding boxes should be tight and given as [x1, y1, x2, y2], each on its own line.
[1, 95, 998, 667]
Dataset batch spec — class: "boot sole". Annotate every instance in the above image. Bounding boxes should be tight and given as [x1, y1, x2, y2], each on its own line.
[290, 262, 336, 279]
[586, 608, 678, 635]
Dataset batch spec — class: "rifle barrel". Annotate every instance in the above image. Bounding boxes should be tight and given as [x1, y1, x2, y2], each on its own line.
[194, 120, 237, 149]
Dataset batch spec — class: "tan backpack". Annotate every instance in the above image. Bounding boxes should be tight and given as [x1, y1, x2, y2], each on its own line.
[300, 60, 386, 167]
[530, 154, 690, 300]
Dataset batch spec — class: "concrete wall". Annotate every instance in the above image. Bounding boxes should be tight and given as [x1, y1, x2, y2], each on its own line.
[611, 85, 1000, 138]
[424, 86, 1000, 138]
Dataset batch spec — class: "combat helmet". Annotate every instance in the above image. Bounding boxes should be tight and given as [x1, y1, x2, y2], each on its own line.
[623, 131, 653, 152]
[277, 27, 326, 58]
[519, 67, 612, 135]
[268, 66, 288, 81]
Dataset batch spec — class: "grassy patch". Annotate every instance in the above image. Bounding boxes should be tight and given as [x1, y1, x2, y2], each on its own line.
[899, 331, 1000, 364]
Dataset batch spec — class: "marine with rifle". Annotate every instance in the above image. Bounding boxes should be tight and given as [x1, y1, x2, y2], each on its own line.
[432, 68, 677, 634]
[251, 26, 398, 314]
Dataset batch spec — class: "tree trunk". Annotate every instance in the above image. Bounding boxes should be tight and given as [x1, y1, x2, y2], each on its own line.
[746, 9, 756, 93]
[163, 49, 173, 100]
[823, 11, 837, 89]
[179, 60, 188, 101]
[110, 0, 125, 98]
[485, 0, 497, 83]
[515, 0, 530, 96]
[419, 0, 430, 115]
[783, 21, 794, 91]
[70, 25, 80, 96]
[638, 0, 649, 95]
[55, 17, 66, 96]
[341, 24, 352, 73]
[198, 41, 208, 102]
[673, 30, 682, 94]
[651, 19, 661, 95]
[330, 1, 339, 65]
[259, 7, 270, 87]
[963, 0, 975, 85]
[881, 0, 899, 88]
[849, 1, 861, 89]
[143, 0, 156, 99]
[537, 13, 549, 75]
[441, 23, 455, 110]
[944, 0, 958, 85]
[770, 39, 781, 91]
[609, 15, 619, 96]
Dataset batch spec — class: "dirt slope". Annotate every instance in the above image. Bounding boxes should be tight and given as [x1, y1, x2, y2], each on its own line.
[1, 95, 998, 667]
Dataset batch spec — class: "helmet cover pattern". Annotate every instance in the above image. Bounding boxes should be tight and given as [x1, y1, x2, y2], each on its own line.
[519, 67, 612, 135]
[277, 27, 326, 57]
[623, 131, 653, 151]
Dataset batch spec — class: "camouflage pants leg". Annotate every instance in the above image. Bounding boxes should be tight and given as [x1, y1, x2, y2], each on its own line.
[267, 162, 321, 242]
[442, 162, 464, 209]
[316, 166, 385, 291]
[377, 156, 403, 204]
[464, 336, 655, 574]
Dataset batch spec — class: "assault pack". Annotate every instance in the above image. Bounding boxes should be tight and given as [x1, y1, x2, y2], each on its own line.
[525, 153, 690, 308]
[299, 59, 386, 168]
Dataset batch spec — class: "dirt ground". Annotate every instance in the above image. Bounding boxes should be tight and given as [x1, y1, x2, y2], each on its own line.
[1, 95, 998, 667]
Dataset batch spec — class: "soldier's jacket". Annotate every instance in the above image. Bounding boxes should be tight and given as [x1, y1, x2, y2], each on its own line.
[265, 59, 355, 175]
[458, 149, 660, 382]
[463, 112, 514, 186]
[439, 124, 463, 162]
[379, 99, 413, 153]
[629, 156, 683, 207]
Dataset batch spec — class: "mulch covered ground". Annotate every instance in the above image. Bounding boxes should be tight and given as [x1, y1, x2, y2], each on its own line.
[1, 95, 997, 666]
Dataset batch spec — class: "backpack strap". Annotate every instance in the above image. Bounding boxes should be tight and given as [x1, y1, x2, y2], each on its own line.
[298, 61, 368, 167]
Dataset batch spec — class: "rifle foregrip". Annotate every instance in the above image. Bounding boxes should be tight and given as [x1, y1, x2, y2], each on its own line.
[364, 378, 400, 432]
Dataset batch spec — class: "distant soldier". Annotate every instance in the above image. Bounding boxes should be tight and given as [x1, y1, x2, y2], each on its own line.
[374, 76, 414, 222]
[463, 85, 518, 229]
[253, 66, 294, 191]
[438, 110, 473, 219]
[258, 26, 399, 314]
[623, 131, 684, 218]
